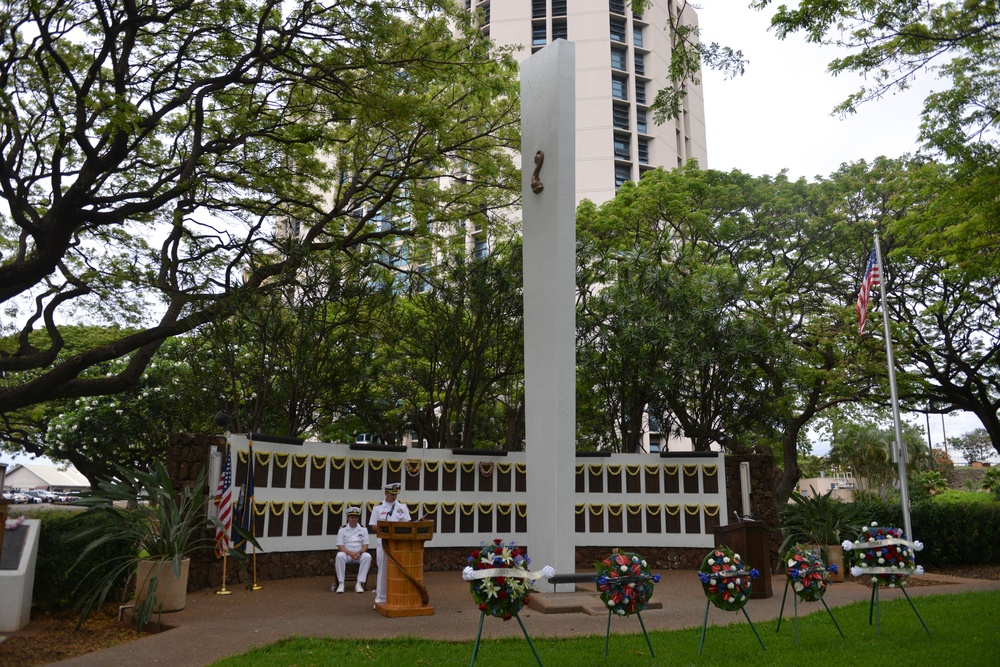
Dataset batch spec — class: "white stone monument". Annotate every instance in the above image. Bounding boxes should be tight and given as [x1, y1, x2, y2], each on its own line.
[521, 40, 577, 591]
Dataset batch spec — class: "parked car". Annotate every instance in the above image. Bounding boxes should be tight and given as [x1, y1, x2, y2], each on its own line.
[22, 490, 49, 504]
[3, 491, 29, 504]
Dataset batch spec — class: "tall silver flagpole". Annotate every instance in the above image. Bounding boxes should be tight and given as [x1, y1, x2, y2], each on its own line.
[873, 228, 914, 540]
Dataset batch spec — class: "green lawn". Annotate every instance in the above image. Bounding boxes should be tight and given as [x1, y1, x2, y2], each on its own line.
[210, 589, 999, 666]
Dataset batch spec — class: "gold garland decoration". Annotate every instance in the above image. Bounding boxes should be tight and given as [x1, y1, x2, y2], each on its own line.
[607, 503, 624, 517]
[606, 464, 622, 475]
[460, 461, 476, 473]
[288, 501, 305, 516]
[365, 501, 378, 512]
[575, 464, 585, 474]
[330, 456, 346, 470]
[575, 504, 586, 515]
[702, 464, 718, 476]
[405, 459, 423, 476]
[238, 450, 248, 464]
[292, 453, 309, 468]
[516, 503, 527, 518]
[477, 503, 494, 513]
[625, 464, 641, 477]
[663, 464, 678, 475]
[387, 459, 402, 473]
[349, 457, 366, 470]
[497, 462, 513, 474]
[440, 502, 457, 516]
[368, 458, 385, 471]
[479, 461, 493, 476]
[255, 450, 272, 465]
[589, 504, 604, 516]
[273, 452, 290, 469]
[645, 504, 662, 516]
[497, 503, 513, 516]
[704, 504, 720, 517]
[664, 504, 681, 516]
[442, 460, 458, 473]
[309, 502, 326, 516]
[514, 462, 526, 474]
[311, 455, 328, 469]
[588, 463, 604, 475]
[683, 464, 699, 477]
[460, 502, 475, 516]
[253, 500, 268, 516]
[684, 504, 701, 515]
[626, 504, 643, 515]
[422, 502, 438, 514]
[327, 501, 345, 515]
[644, 464, 661, 475]
[270, 501, 286, 516]
[424, 460, 441, 473]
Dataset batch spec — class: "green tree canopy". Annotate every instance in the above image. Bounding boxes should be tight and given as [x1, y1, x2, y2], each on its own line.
[0, 0, 520, 418]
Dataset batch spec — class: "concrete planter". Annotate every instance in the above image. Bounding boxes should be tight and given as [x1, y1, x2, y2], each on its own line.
[136, 557, 190, 612]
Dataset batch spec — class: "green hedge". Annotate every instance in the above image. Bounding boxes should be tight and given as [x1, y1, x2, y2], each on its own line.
[851, 492, 1000, 566]
[11, 508, 134, 612]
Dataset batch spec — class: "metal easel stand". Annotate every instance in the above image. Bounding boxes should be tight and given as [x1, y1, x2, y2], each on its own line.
[775, 578, 844, 644]
[698, 600, 766, 655]
[469, 610, 543, 667]
[603, 610, 655, 661]
[868, 580, 930, 636]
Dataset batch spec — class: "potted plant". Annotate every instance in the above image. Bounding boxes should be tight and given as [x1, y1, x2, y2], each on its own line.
[70, 461, 214, 629]
[777, 487, 864, 582]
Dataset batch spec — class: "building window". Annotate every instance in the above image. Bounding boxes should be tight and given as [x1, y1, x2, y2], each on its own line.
[611, 74, 628, 100]
[552, 0, 567, 16]
[473, 235, 488, 260]
[614, 134, 630, 160]
[636, 108, 647, 134]
[609, 0, 626, 15]
[610, 16, 626, 42]
[615, 163, 631, 189]
[637, 137, 649, 165]
[633, 26, 643, 48]
[532, 22, 546, 46]
[612, 102, 630, 130]
[635, 79, 646, 105]
[634, 52, 645, 75]
[611, 46, 627, 71]
[532, 0, 546, 19]
[552, 18, 567, 40]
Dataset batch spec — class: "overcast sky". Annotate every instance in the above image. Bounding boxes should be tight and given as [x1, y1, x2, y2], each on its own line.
[696, 1, 935, 181]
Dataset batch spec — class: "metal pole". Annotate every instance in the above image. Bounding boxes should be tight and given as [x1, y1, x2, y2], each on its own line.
[873, 229, 913, 541]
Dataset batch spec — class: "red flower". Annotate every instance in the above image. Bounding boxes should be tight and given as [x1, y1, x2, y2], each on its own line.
[498, 590, 508, 600]
[523, 596, 531, 604]
[502, 613, 512, 621]
[479, 603, 487, 611]
[493, 538, 503, 545]
[495, 576, 506, 585]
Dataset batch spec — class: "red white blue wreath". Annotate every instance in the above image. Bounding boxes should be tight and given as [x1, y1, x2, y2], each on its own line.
[699, 546, 759, 611]
[784, 544, 836, 602]
[843, 522, 924, 588]
[594, 552, 661, 616]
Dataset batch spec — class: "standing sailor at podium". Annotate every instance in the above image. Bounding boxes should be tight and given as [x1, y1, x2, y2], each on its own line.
[370, 482, 411, 606]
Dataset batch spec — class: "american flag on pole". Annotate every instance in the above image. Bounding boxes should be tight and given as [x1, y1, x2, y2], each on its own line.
[214, 446, 233, 558]
[856, 243, 881, 335]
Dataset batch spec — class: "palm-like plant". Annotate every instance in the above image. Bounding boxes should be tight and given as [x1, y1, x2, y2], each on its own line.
[980, 468, 1000, 498]
[778, 488, 865, 560]
[69, 462, 213, 629]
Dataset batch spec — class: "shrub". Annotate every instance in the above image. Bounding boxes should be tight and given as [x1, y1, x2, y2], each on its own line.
[851, 492, 1000, 566]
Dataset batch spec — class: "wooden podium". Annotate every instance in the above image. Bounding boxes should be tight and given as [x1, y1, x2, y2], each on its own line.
[375, 520, 434, 617]
[713, 520, 773, 599]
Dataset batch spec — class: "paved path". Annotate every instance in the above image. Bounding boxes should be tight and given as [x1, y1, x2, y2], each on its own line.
[46, 570, 998, 666]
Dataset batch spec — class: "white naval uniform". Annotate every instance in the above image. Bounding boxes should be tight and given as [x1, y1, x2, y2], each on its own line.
[369, 498, 412, 604]
[335, 522, 372, 586]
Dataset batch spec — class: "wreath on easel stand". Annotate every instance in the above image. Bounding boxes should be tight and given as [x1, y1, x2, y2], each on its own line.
[463, 538, 554, 667]
[696, 546, 765, 654]
[594, 551, 661, 660]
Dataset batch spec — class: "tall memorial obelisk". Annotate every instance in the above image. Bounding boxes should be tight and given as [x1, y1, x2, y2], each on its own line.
[521, 40, 576, 590]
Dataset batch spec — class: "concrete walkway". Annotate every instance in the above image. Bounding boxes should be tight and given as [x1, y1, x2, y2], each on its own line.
[49, 570, 998, 667]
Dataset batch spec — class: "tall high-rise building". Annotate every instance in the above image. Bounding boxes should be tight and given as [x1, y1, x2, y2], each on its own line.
[465, 0, 708, 205]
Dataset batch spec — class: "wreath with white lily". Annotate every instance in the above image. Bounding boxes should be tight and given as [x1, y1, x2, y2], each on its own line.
[463, 539, 554, 621]
[698, 546, 758, 611]
[784, 544, 835, 602]
[594, 552, 661, 616]
[843, 522, 924, 588]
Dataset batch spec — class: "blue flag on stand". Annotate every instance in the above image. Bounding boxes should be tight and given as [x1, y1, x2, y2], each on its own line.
[232, 439, 255, 552]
